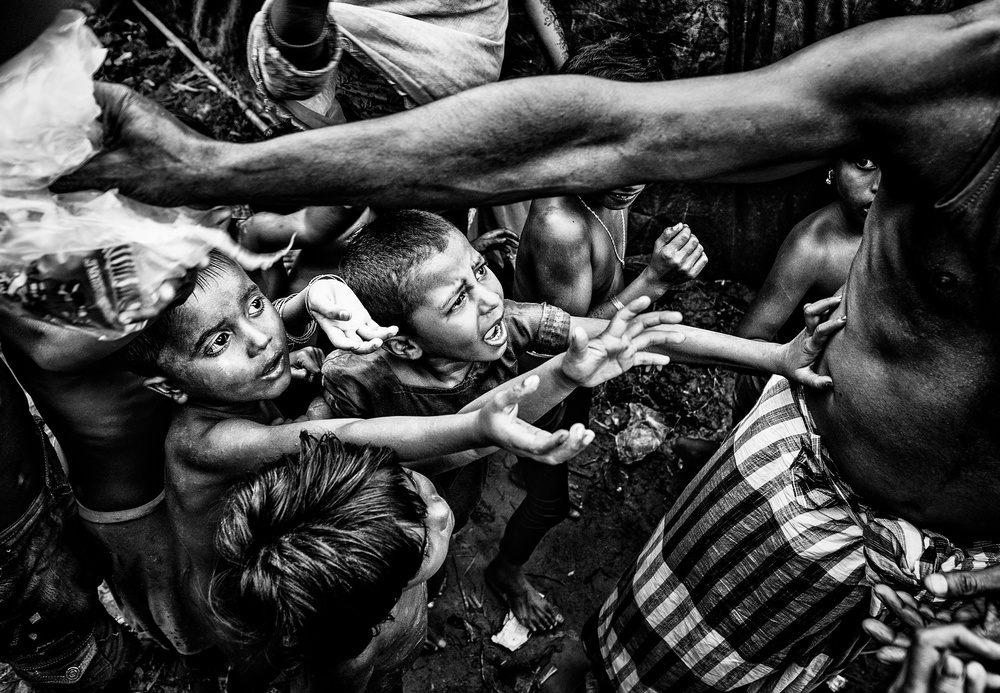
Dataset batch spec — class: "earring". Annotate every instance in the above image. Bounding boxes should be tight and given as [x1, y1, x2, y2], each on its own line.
[825, 169, 834, 185]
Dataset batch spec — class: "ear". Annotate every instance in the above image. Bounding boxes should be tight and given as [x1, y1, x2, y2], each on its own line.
[382, 335, 423, 360]
[143, 376, 189, 404]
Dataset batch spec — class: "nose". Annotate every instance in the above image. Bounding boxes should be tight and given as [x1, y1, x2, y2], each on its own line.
[244, 322, 272, 356]
[477, 286, 502, 315]
[425, 492, 453, 533]
[870, 169, 881, 194]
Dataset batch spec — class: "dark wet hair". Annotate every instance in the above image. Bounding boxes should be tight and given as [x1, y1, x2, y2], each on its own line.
[338, 210, 458, 331]
[560, 33, 662, 82]
[208, 433, 427, 671]
[118, 250, 242, 376]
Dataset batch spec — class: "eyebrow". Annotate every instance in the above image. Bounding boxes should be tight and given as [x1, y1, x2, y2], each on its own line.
[438, 255, 487, 313]
[189, 284, 259, 356]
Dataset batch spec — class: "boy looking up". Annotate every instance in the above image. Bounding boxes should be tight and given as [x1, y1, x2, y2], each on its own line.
[326, 211, 844, 630]
[210, 433, 458, 693]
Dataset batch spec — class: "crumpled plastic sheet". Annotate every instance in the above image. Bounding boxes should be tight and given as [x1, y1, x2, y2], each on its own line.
[614, 402, 670, 466]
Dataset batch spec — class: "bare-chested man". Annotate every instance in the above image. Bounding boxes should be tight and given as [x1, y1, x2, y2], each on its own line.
[57, 2, 1000, 688]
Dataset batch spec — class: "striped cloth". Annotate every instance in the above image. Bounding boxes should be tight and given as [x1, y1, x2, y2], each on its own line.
[584, 376, 1000, 693]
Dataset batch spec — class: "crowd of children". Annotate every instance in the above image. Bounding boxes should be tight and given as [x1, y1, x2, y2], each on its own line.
[5, 2, 963, 693]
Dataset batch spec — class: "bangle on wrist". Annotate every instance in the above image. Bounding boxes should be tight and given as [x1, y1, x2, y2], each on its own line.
[609, 294, 626, 312]
[273, 294, 318, 346]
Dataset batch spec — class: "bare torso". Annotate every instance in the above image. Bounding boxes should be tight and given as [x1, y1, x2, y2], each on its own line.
[807, 173, 1000, 542]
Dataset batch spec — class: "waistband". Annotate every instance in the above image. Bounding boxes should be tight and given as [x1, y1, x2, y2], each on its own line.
[76, 491, 165, 524]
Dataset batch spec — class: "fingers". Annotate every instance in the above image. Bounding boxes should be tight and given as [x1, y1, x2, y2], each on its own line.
[864, 617, 911, 648]
[606, 296, 652, 337]
[356, 321, 398, 342]
[803, 295, 843, 332]
[966, 661, 988, 693]
[876, 584, 928, 631]
[631, 329, 684, 354]
[493, 374, 541, 411]
[538, 423, 596, 465]
[926, 568, 1000, 600]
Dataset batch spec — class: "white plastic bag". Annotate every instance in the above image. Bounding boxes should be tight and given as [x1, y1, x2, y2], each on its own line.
[0, 11, 285, 338]
[0, 11, 105, 193]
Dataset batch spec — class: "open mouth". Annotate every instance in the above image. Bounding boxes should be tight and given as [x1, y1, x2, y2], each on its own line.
[483, 318, 508, 348]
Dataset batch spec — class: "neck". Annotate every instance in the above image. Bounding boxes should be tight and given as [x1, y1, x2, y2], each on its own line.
[183, 398, 270, 418]
[389, 352, 476, 389]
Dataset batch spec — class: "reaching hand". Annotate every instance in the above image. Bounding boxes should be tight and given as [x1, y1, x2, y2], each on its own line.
[289, 347, 324, 382]
[306, 277, 397, 354]
[645, 223, 708, 287]
[476, 375, 596, 465]
[885, 625, 1000, 693]
[561, 296, 683, 388]
[51, 82, 209, 206]
[776, 295, 845, 388]
[471, 227, 519, 269]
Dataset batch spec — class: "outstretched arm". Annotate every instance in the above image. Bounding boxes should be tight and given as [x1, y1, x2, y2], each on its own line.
[56, 7, 999, 207]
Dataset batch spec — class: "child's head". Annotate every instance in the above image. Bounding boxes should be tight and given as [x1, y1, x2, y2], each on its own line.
[561, 35, 658, 210]
[122, 250, 291, 405]
[830, 156, 881, 227]
[340, 210, 508, 363]
[209, 433, 453, 669]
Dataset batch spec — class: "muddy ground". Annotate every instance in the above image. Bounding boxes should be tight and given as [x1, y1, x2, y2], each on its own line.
[2, 3, 895, 692]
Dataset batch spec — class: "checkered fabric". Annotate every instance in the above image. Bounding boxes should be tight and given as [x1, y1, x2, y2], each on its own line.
[585, 376, 1000, 693]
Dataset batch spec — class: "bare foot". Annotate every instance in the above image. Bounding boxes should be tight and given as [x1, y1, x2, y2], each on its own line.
[486, 556, 564, 631]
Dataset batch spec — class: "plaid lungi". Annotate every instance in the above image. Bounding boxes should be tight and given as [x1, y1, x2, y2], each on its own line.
[584, 376, 1000, 693]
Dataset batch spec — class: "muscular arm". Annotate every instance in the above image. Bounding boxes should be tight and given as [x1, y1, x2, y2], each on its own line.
[59, 5, 1000, 207]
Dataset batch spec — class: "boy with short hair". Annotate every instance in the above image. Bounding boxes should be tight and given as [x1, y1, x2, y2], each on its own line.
[326, 210, 843, 631]
[210, 433, 455, 693]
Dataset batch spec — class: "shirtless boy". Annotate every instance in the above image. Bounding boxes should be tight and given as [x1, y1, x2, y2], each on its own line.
[62, 1, 1000, 687]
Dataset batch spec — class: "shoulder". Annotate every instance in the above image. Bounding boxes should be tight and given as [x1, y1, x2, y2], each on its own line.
[779, 204, 845, 264]
[522, 198, 592, 251]
[321, 351, 386, 415]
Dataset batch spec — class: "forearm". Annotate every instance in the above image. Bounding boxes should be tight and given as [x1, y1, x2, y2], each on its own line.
[459, 355, 577, 423]
[649, 325, 783, 372]
[334, 412, 486, 461]
[586, 269, 667, 320]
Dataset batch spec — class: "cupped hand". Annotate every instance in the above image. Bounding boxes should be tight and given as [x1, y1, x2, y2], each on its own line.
[306, 276, 396, 354]
[477, 375, 595, 464]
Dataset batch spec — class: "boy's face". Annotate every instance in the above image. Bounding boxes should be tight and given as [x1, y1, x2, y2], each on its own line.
[834, 157, 880, 227]
[158, 265, 291, 404]
[594, 183, 646, 211]
[406, 470, 454, 588]
[406, 232, 507, 362]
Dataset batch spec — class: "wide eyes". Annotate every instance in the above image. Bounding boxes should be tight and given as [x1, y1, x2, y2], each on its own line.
[205, 332, 230, 357]
[248, 295, 265, 316]
[854, 158, 877, 171]
[474, 263, 488, 279]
